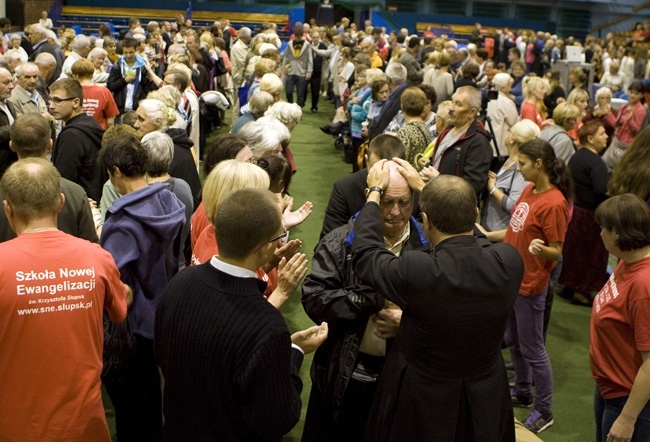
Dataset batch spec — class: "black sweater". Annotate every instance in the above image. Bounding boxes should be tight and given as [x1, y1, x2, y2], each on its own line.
[154, 263, 304, 441]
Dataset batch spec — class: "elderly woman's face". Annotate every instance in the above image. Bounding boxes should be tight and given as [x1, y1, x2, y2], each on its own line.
[597, 93, 612, 108]
[92, 54, 106, 69]
[134, 107, 161, 136]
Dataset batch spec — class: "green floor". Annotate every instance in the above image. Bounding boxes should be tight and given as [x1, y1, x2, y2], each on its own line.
[106, 96, 597, 441]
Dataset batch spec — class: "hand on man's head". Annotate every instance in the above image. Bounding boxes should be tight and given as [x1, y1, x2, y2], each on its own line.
[366, 159, 390, 190]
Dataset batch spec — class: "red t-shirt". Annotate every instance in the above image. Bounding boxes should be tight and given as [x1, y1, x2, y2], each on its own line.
[504, 184, 568, 296]
[190, 202, 209, 252]
[590, 257, 650, 399]
[520, 101, 545, 129]
[0, 230, 127, 441]
[191, 224, 278, 297]
[82, 84, 120, 130]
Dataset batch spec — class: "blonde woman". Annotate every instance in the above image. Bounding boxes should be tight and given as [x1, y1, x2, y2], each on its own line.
[192, 160, 308, 310]
[520, 76, 550, 129]
[566, 88, 589, 142]
[481, 119, 541, 231]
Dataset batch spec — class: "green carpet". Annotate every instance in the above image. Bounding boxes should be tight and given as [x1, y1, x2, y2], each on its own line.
[105, 96, 597, 441]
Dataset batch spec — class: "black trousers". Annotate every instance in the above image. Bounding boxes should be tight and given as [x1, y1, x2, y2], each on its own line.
[302, 354, 384, 442]
[309, 75, 322, 110]
[103, 335, 162, 442]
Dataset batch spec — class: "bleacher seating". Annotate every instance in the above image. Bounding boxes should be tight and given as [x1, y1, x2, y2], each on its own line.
[57, 6, 289, 38]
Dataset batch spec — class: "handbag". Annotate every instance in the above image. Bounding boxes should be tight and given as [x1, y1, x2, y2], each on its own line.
[101, 316, 137, 384]
[213, 57, 228, 77]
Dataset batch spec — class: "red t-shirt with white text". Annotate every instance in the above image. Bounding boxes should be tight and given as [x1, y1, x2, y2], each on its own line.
[504, 184, 568, 296]
[590, 258, 650, 399]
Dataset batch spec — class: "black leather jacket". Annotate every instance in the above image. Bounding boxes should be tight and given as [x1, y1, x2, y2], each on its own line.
[301, 215, 430, 418]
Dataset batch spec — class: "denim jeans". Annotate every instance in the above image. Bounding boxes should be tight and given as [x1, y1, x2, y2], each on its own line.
[505, 289, 554, 413]
[595, 389, 650, 442]
[285, 74, 307, 107]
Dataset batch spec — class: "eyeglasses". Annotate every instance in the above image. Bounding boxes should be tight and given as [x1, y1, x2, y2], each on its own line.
[48, 96, 76, 104]
[254, 229, 288, 252]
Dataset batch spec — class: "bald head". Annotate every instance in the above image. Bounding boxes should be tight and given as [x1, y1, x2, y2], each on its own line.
[1, 158, 62, 224]
[386, 161, 409, 194]
[35, 52, 57, 80]
[379, 161, 414, 241]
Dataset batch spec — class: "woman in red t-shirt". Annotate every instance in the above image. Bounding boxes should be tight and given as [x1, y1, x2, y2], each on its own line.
[482, 138, 572, 434]
[591, 194, 650, 442]
[520, 76, 551, 129]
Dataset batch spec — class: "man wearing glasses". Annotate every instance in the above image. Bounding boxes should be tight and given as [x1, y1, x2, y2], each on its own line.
[155, 187, 328, 440]
[50, 78, 105, 203]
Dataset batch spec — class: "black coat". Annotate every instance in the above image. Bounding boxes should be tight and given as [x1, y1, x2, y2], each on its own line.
[0, 101, 16, 177]
[166, 128, 201, 210]
[303, 216, 430, 419]
[29, 41, 64, 81]
[431, 119, 492, 197]
[52, 113, 105, 202]
[319, 169, 368, 240]
[351, 202, 523, 442]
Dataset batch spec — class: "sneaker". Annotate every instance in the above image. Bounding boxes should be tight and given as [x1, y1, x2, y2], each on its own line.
[510, 388, 533, 408]
[523, 409, 554, 434]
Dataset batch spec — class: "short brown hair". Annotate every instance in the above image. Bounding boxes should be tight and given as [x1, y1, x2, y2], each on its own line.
[420, 175, 477, 234]
[49, 78, 84, 101]
[215, 188, 281, 259]
[595, 193, 650, 251]
[10, 114, 51, 158]
[98, 131, 147, 178]
[367, 134, 406, 160]
[71, 58, 95, 79]
[578, 120, 604, 146]
[0, 158, 61, 222]
[400, 86, 428, 117]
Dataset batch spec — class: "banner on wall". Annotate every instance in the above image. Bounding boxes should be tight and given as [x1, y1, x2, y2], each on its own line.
[317, 0, 334, 27]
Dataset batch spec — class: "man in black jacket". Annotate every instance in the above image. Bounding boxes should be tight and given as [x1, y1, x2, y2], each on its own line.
[352, 167, 523, 441]
[303, 161, 430, 441]
[320, 134, 406, 239]
[27, 24, 64, 81]
[421, 85, 492, 199]
[50, 78, 105, 203]
[0, 113, 97, 243]
[107, 38, 158, 115]
[0, 67, 15, 177]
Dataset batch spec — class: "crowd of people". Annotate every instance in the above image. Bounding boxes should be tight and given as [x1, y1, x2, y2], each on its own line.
[0, 11, 649, 442]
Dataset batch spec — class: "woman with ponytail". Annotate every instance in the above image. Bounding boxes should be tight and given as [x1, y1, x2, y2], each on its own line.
[481, 138, 572, 434]
[520, 76, 552, 129]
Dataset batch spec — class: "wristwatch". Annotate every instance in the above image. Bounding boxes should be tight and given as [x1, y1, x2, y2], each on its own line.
[367, 186, 384, 198]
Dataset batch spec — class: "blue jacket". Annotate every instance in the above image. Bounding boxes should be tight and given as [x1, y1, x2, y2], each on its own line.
[101, 182, 186, 339]
[348, 87, 372, 137]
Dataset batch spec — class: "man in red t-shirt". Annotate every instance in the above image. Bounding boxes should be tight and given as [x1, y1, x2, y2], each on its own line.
[0, 158, 129, 441]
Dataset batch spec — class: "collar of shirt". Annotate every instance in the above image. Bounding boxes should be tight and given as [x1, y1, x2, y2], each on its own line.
[210, 255, 257, 279]
[29, 90, 40, 105]
[384, 223, 411, 256]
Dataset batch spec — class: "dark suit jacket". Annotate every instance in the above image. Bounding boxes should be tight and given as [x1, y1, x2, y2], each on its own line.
[319, 169, 368, 240]
[30, 41, 64, 81]
[352, 202, 523, 442]
[0, 101, 16, 177]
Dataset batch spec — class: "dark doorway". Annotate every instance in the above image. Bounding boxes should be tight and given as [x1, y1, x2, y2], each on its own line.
[305, 2, 355, 28]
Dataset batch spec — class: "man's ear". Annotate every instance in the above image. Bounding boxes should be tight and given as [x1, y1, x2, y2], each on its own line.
[56, 193, 65, 214]
[8, 140, 15, 153]
[47, 138, 53, 152]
